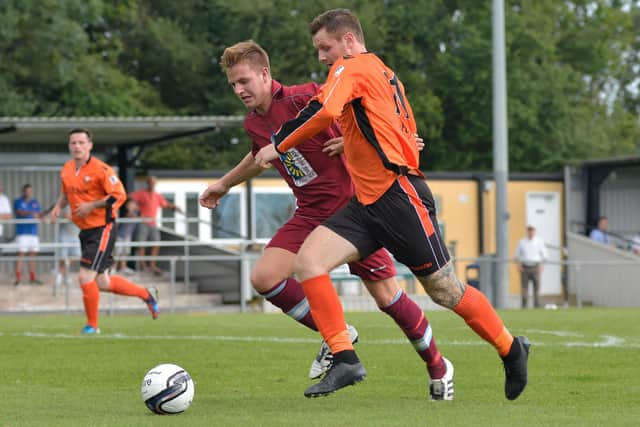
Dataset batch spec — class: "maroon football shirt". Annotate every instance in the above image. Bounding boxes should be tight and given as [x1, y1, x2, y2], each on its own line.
[245, 80, 355, 219]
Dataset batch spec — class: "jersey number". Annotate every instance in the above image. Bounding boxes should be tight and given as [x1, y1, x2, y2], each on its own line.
[388, 74, 410, 119]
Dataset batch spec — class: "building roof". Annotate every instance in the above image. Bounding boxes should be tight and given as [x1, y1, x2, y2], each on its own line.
[0, 116, 244, 147]
[580, 155, 640, 168]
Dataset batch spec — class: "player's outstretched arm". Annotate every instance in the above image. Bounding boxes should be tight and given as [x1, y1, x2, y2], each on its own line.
[200, 152, 264, 209]
[49, 192, 68, 223]
[272, 60, 354, 154]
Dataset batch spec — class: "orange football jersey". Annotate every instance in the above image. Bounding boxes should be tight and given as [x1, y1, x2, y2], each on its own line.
[274, 52, 420, 205]
[60, 157, 126, 230]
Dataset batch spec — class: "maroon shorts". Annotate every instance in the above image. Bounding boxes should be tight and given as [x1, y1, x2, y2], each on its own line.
[267, 214, 396, 282]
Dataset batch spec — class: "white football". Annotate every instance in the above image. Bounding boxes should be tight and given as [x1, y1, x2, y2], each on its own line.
[141, 363, 195, 415]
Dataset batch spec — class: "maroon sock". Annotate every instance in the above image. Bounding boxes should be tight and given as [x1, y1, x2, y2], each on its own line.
[260, 278, 317, 331]
[380, 289, 446, 379]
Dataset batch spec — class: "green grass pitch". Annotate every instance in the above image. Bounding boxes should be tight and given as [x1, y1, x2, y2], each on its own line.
[1, 308, 639, 426]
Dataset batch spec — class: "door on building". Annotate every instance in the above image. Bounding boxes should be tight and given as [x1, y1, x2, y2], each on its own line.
[526, 192, 561, 295]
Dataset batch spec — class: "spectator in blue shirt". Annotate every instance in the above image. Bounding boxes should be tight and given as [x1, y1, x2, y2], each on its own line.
[14, 184, 42, 285]
[589, 216, 610, 245]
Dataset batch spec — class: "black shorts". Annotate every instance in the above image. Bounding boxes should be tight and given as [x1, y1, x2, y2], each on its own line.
[79, 223, 117, 273]
[323, 174, 450, 277]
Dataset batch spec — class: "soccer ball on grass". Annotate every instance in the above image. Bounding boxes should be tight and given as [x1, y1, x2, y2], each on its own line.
[141, 363, 195, 415]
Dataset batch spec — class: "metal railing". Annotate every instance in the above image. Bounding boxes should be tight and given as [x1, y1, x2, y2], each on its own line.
[2, 218, 640, 314]
[0, 251, 261, 314]
[1, 216, 263, 314]
[1, 215, 254, 277]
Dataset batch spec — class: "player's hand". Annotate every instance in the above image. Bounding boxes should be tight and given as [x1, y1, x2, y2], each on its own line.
[254, 144, 279, 168]
[49, 205, 60, 224]
[322, 137, 344, 156]
[74, 202, 94, 218]
[199, 183, 229, 209]
[416, 134, 425, 152]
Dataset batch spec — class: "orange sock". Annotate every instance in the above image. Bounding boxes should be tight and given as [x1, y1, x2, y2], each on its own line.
[81, 281, 100, 328]
[301, 274, 352, 354]
[108, 275, 149, 300]
[453, 285, 514, 356]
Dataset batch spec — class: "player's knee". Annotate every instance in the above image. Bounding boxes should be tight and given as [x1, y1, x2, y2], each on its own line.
[250, 267, 281, 293]
[292, 252, 324, 281]
[97, 282, 110, 291]
[77, 269, 93, 285]
[419, 272, 465, 309]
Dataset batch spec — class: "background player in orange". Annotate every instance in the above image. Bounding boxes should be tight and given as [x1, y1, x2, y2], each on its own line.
[255, 8, 530, 400]
[50, 128, 159, 334]
[200, 40, 453, 400]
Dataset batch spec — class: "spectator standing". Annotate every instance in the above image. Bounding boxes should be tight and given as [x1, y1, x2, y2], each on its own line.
[115, 198, 139, 274]
[130, 176, 182, 275]
[589, 216, 610, 244]
[514, 226, 548, 308]
[14, 184, 42, 285]
[0, 183, 12, 242]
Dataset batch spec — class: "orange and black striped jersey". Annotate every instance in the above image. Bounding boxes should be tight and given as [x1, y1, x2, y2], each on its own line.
[60, 157, 126, 230]
[273, 52, 420, 205]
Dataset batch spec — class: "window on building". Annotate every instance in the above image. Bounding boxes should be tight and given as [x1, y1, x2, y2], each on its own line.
[186, 192, 199, 238]
[254, 191, 296, 240]
[161, 193, 175, 231]
[211, 193, 242, 238]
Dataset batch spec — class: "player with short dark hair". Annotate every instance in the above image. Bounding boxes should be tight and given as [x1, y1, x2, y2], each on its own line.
[201, 40, 454, 400]
[255, 8, 530, 399]
[50, 129, 159, 334]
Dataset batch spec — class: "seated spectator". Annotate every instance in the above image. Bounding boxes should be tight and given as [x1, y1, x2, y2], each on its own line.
[589, 216, 610, 245]
[14, 184, 42, 285]
[115, 199, 139, 274]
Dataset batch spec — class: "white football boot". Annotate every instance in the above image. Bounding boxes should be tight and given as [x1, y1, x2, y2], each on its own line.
[429, 357, 454, 401]
[309, 325, 359, 379]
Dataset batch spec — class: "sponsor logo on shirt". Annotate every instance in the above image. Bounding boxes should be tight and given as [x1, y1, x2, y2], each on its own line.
[109, 175, 119, 185]
[279, 148, 318, 187]
[334, 65, 345, 77]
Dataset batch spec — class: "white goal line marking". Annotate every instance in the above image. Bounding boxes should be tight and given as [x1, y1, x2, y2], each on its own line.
[2, 331, 640, 348]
